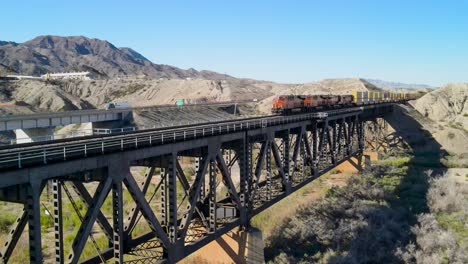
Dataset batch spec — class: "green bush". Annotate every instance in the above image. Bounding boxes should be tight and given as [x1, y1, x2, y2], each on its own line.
[40, 212, 54, 231]
[376, 156, 410, 167]
[379, 175, 403, 192]
[436, 212, 468, 244]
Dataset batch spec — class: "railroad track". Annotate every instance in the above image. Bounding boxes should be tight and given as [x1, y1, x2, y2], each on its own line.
[0, 103, 394, 171]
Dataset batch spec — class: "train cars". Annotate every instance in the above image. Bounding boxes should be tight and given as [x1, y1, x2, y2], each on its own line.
[272, 91, 417, 114]
[272, 94, 355, 113]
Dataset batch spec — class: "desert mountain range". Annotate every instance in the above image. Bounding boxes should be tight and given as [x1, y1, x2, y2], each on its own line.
[1, 35, 433, 88]
[0, 35, 232, 80]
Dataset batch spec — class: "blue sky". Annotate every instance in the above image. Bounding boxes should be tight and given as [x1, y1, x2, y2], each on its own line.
[3, 0, 468, 86]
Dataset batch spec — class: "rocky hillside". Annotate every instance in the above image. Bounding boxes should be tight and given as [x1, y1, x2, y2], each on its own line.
[412, 83, 468, 130]
[365, 78, 434, 91]
[410, 83, 468, 155]
[0, 35, 231, 80]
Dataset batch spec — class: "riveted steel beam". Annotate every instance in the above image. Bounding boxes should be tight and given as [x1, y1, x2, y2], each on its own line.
[52, 179, 64, 264]
[27, 181, 43, 264]
[167, 154, 178, 244]
[67, 177, 112, 264]
[208, 160, 217, 233]
[123, 173, 170, 248]
[125, 166, 156, 236]
[215, 152, 242, 211]
[0, 208, 27, 263]
[70, 182, 113, 242]
[112, 181, 124, 264]
[179, 154, 209, 238]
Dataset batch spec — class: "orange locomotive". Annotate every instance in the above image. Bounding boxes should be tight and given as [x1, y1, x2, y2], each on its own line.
[272, 94, 354, 114]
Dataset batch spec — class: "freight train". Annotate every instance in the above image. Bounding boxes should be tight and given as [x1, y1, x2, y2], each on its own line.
[272, 91, 416, 114]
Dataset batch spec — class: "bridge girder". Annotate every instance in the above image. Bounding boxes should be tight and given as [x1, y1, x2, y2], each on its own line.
[0, 105, 399, 263]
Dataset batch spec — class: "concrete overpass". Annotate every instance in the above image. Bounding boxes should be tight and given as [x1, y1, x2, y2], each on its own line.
[0, 108, 132, 143]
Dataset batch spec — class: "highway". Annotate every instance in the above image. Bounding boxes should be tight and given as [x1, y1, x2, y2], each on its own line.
[0, 100, 249, 131]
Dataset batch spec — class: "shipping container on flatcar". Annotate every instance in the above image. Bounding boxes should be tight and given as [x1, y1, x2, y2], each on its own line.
[352, 91, 370, 104]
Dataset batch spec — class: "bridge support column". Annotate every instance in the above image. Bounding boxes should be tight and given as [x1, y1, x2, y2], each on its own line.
[160, 166, 168, 227]
[209, 159, 217, 233]
[27, 181, 43, 264]
[238, 136, 250, 228]
[265, 141, 272, 201]
[358, 117, 365, 152]
[52, 179, 64, 264]
[312, 121, 319, 176]
[14, 127, 54, 144]
[168, 154, 178, 243]
[112, 181, 124, 264]
[299, 137, 305, 182]
[282, 132, 291, 194]
[195, 157, 205, 201]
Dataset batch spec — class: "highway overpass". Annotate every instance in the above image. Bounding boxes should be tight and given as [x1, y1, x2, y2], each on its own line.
[0, 108, 132, 144]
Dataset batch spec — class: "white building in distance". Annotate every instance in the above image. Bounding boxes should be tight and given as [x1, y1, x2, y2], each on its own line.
[42, 72, 91, 80]
[6, 71, 91, 81]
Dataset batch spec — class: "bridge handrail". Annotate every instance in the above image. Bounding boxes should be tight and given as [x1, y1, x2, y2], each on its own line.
[0, 111, 331, 169]
[0, 102, 398, 170]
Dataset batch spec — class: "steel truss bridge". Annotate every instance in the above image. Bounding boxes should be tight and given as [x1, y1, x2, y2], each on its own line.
[0, 103, 400, 263]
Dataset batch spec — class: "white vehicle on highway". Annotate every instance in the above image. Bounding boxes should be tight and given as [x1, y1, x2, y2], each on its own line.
[105, 102, 131, 110]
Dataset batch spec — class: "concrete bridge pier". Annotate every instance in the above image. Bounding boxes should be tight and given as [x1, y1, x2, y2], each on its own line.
[14, 127, 55, 144]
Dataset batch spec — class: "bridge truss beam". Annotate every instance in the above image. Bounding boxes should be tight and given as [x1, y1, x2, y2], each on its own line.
[0, 107, 396, 263]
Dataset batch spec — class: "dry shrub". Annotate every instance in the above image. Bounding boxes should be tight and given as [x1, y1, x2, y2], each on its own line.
[397, 214, 468, 264]
[397, 174, 468, 264]
[427, 174, 468, 214]
[265, 172, 410, 263]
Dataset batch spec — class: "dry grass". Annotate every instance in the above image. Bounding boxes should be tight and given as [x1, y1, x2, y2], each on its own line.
[251, 171, 351, 239]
